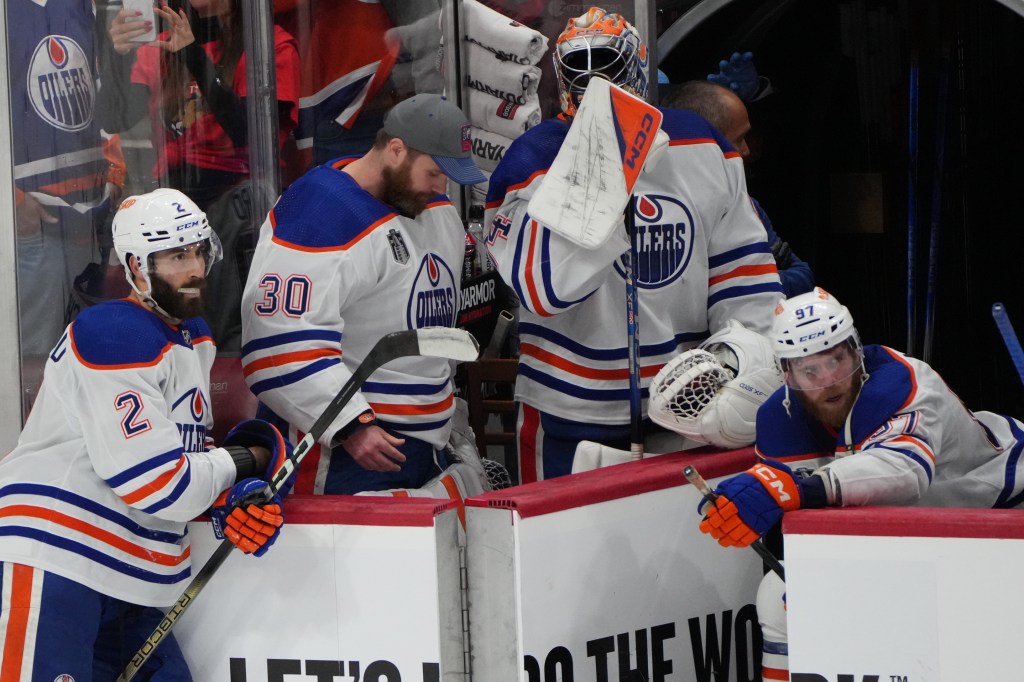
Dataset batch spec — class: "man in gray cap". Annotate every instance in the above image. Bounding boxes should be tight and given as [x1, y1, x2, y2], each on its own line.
[241, 94, 487, 494]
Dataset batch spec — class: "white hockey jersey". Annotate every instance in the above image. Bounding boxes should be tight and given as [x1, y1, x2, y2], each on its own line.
[0, 301, 238, 607]
[756, 345, 1024, 508]
[484, 109, 784, 424]
[241, 159, 465, 453]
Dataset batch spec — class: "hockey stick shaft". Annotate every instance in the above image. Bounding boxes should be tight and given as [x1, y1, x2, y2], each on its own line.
[118, 328, 478, 681]
[992, 303, 1024, 389]
[684, 465, 785, 580]
[906, 50, 919, 357]
[923, 47, 950, 364]
[625, 197, 643, 460]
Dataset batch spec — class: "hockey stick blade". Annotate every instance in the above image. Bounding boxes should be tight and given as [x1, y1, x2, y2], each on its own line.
[527, 77, 665, 249]
[992, 303, 1024, 389]
[683, 465, 785, 580]
[118, 327, 478, 681]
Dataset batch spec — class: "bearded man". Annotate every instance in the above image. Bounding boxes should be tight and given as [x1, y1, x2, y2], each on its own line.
[241, 94, 487, 494]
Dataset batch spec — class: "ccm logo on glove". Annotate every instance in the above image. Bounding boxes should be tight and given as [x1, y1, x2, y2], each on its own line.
[753, 464, 792, 503]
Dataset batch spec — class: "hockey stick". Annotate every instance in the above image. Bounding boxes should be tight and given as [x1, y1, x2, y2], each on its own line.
[118, 328, 479, 682]
[683, 465, 785, 580]
[992, 303, 1024, 389]
[526, 77, 664, 249]
[624, 197, 643, 460]
[906, 47, 919, 357]
[922, 44, 950, 365]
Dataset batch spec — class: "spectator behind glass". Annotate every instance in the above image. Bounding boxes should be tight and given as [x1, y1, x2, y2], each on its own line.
[98, 0, 300, 351]
[665, 80, 815, 298]
[11, 0, 126, 410]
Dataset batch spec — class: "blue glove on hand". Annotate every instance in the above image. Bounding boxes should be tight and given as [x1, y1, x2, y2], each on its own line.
[707, 51, 760, 102]
[211, 478, 284, 557]
[223, 419, 297, 498]
[698, 459, 802, 547]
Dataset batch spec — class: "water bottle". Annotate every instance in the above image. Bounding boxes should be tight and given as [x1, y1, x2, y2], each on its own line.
[467, 205, 493, 274]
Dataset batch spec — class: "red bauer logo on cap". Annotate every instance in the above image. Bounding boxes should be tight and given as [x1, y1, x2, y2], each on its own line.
[461, 123, 471, 153]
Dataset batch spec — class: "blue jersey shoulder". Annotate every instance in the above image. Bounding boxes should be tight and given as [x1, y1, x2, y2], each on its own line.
[271, 164, 396, 249]
[71, 300, 183, 367]
[658, 107, 736, 154]
[487, 118, 570, 204]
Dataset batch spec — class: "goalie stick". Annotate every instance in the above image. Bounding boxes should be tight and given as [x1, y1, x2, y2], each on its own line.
[992, 303, 1024, 389]
[683, 465, 785, 580]
[118, 328, 480, 681]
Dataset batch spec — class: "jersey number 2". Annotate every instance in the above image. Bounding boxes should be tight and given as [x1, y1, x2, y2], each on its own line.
[115, 391, 152, 439]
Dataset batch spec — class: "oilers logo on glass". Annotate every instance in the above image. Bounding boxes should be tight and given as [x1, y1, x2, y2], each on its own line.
[408, 253, 457, 328]
[614, 194, 695, 287]
[27, 35, 95, 131]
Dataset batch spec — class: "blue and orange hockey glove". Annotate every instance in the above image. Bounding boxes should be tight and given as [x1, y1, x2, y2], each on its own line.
[223, 419, 297, 498]
[211, 478, 284, 557]
[698, 459, 823, 547]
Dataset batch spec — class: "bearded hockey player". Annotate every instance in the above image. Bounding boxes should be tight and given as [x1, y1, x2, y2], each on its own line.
[483, 6, 783, 482]
[0, 188, 293, 679]
[241, 94, 490, 496]
[698, 287, 1024, 680]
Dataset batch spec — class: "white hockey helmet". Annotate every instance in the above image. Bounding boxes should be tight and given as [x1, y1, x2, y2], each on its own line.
[772, 288, 863, 391]
[554, 7, 650, 117]
[112, 188, 222, 309]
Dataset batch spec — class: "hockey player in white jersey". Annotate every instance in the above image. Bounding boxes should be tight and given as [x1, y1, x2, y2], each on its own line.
[241, 94, 488, 495]
[697, 288, 1024, 680]
[483, 7, 783, 482]
[0, 188, 294, 680]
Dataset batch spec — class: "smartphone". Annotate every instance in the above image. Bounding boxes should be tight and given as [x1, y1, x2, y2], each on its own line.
[122, 0, 157, 43]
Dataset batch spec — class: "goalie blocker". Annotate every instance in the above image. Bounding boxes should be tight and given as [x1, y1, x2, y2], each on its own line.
[648, 320, 781, 449]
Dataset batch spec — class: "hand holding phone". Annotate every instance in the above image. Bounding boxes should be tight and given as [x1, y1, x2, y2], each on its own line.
[122, 0, 157, 43]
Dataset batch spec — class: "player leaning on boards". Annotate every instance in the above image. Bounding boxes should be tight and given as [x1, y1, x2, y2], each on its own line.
[483, 6, 784, 481]
[697, 287, 1024, 681]
[241, 94, 490, 495]
[0, 188, 294, 679]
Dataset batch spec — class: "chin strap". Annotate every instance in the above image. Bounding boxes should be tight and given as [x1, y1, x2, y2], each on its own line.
[839, 366, 871, 454]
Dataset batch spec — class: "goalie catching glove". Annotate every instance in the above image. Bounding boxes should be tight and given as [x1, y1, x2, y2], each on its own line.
[699, 460, 827, 547]
[648, 320, 782, 448]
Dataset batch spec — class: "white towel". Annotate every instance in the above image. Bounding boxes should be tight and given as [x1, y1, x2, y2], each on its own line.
[469, 168, 492, 206]
[470, 126, 515, 172]
[467, 90, 542, 140]
[462, 0, 549, 66]
[466, 42, 541, 106]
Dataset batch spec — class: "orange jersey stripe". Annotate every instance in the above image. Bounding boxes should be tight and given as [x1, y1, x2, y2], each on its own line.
[523, 224, 553, 317]
[0, 564, 33, 682]
[369, 394, 454, 417]
[0, 507, 188, 565]
[242, 348, 342, 377]
[520, 343, 662, 380]
[708, 263, 778, 287]
[120, 456, 187, 505]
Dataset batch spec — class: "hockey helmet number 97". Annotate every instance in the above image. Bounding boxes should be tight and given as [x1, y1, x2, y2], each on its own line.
[771, 288, 863, 390]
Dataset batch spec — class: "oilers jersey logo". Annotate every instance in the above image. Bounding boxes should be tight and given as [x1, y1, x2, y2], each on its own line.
[28, 35, 95, 132]
[171, 388, 209, 451]
[614, 193, 695, 288]
[407, 253, 457, 328]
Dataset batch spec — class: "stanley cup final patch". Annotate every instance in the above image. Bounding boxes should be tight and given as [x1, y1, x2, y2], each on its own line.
[387, 229, 410, 264]
[461, 123, 472, 153]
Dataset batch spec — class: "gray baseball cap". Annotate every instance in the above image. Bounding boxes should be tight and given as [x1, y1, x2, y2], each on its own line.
[382, 94, 488, 186]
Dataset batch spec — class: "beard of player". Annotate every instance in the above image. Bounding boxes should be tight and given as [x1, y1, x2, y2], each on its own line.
[791, 364, 865, 429]
[381, 156, 433, 219]
[150, 272, 207, 320]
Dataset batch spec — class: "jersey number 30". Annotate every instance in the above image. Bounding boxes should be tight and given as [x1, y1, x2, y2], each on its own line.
[255, 274, 312, 317]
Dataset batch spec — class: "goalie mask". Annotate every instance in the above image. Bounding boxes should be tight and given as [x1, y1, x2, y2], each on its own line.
[554, 6, 650, 116]
[112, 188, 223, 321]
[772, 288, 864, 391]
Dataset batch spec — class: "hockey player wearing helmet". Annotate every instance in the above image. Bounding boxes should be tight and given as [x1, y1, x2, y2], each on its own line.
[0, 188, 297, 679]
[486, 7, 783, 481]
[697, 287, 1024, 681]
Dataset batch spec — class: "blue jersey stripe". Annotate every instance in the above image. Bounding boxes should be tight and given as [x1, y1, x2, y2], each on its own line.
[708, 241, 771, 269]
[519, 364, 650, 402]
[519, 322, 707, 360]
[363, 378, 451, 396]
[0, 483, 183, 544]
[106, 448, 183, 489]
[0, 527, 190, 584]
[241, 329, 343, 356]
[708, 281, 783, 308]
[249, 357, 342, 396]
